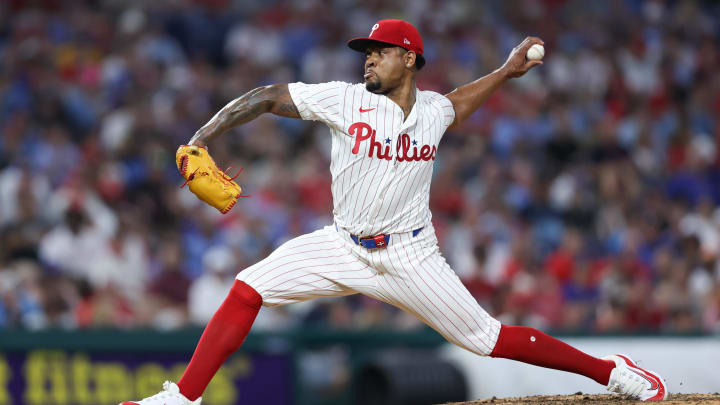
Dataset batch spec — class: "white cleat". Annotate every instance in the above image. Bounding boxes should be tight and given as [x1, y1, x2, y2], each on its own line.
[119, 381, 202, 405]
[604, 354, 668, 401]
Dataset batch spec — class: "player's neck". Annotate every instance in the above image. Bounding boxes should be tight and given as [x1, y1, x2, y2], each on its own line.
[385, 79, 416, 121]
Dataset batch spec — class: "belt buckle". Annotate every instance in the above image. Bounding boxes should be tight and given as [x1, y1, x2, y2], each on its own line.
[372, 234, 387, 248]
[359, 234, 388, 249]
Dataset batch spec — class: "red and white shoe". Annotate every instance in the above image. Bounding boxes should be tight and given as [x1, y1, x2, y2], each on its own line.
[119, 381, 202, 405]
[603, 354, 668, 401]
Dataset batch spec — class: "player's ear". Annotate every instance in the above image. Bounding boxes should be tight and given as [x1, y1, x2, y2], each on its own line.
[405, 51, 417, 70]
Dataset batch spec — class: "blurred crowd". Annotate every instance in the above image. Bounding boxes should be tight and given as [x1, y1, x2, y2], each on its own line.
[1, 0, 719, 334]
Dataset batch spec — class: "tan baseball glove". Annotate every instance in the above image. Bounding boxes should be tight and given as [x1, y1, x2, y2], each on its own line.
[176, 144, 244, 214]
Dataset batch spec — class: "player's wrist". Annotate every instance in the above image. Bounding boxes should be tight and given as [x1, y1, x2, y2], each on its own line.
[494, 65, 513, 81]
[188, 137, 207, 148]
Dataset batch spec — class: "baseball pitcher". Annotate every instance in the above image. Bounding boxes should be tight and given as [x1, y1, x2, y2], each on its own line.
[123, 20, 667, 404]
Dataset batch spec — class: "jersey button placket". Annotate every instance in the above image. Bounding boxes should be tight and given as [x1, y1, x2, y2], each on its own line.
[363, 117, 400, 232]
[365, 163, 394, 232]
[392, 117, 402, 167]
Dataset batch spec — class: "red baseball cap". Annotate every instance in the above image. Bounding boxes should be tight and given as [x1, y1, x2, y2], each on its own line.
[348, 19, 426, 69]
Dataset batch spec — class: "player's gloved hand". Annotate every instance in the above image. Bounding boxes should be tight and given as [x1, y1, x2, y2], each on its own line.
[176, 144, 244, 214]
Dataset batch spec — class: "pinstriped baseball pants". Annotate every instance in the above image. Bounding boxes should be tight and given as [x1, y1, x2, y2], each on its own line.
[236, 224, 502, 355]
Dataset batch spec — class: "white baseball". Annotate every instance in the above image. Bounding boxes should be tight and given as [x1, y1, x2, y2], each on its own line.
[526, 44, 544, 60]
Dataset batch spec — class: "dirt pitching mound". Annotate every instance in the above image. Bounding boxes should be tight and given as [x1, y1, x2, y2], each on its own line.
[444, 393, 720, 404]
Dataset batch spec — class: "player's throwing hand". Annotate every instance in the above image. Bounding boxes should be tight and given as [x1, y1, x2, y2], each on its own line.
[501, 36, 544, 78]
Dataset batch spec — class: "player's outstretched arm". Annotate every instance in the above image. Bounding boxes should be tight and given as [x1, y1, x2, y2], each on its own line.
[445, 37, 544, 130]
[188, 84, 299, 147]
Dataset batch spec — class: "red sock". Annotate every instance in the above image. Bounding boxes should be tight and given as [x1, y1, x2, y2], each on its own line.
[177, 280, 262, 400]
[490, 325, 615, 386]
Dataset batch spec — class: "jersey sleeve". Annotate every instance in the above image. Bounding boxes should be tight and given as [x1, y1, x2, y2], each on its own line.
[429, 92, 456, 130]
[288, 81, 349, 129]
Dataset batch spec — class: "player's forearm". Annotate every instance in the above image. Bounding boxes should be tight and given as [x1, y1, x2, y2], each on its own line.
[446, 68, 510, 127]
[189, 84, 299, 146]
[189, 87, 268, 146]
[447, 37, 544, 129]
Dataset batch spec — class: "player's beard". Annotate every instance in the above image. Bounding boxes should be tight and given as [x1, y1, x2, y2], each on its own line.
[365, 79, 383, 93]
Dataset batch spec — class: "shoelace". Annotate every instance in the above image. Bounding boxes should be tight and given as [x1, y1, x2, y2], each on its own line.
[618, 369, 645, 396]
[142, 381, 179, 403]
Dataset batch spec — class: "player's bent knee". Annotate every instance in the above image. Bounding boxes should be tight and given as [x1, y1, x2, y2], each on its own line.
[464, 318, 502, 357]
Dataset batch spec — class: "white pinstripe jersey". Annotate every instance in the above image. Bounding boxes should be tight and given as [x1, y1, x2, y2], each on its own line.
[288, 81, 456, 237]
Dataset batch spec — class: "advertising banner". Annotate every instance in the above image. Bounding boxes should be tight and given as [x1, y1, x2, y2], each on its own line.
[0, 350, 292, 405]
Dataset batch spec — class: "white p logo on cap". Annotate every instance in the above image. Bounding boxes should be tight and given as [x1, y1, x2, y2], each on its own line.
[369, 23, 380, 36]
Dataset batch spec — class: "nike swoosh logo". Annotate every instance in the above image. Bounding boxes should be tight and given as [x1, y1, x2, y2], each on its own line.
[629, 368, 659, 390]
[359, 107, 375, 113]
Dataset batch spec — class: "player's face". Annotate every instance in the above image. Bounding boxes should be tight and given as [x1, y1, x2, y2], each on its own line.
[364, 46, 408, 94]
